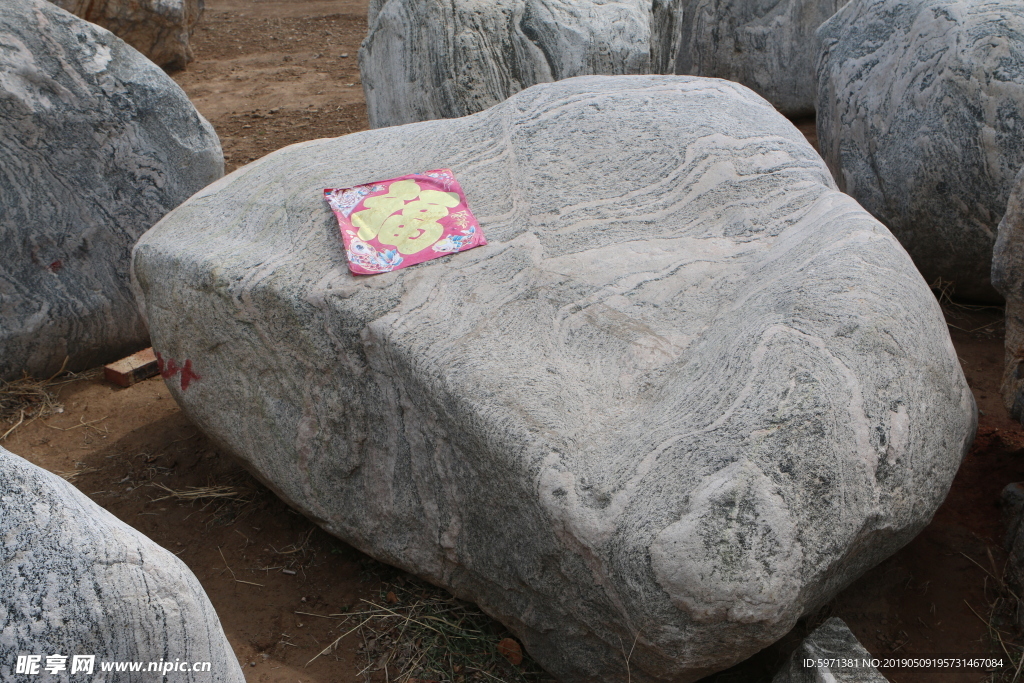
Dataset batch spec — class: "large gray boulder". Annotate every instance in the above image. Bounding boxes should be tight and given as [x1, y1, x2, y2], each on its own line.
[360, 0, 840, 128]
[816, 0, 1024, 302]
[132, 75, 976, 683]
[660, 0, 848, 116]
[993, 166, 1024, 420]
[772, 618, 888, 683]
[360, 0, 653, 129]
[0, 446, 245, 682]
[0, 0, 223, 381]
[48, 0, 204, 71]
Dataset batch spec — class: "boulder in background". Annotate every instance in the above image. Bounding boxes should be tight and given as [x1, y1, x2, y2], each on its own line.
[817, 0, 1024, 302]
[49, 0, 204, 71]
[0, 0, 223, 381]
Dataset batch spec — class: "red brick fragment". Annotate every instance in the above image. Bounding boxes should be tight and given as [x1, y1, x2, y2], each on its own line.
[103, 348, 159, 387]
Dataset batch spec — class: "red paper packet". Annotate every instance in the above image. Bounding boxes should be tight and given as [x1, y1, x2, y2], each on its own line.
[324, 169, 486, 275]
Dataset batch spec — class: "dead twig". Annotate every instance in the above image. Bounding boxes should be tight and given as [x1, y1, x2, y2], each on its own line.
[148, 482, 249, 503]
[305, 616, 375, 666]
[619, 631, 640, 683]
[44, 416, 108, 433]
[1, 410, 25, 441]
[218, 546, 263, 587]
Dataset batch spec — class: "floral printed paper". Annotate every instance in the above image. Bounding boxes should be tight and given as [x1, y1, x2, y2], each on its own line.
[324, 169, 486, 275]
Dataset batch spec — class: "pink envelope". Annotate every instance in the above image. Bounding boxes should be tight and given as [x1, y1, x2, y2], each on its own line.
[324, 169, 487, 275]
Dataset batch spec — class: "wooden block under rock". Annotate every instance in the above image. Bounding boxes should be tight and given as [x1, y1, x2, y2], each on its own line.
[104, 348, 159, 387]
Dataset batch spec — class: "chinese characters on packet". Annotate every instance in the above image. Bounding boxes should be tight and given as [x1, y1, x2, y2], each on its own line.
[324, 168, 487, 275]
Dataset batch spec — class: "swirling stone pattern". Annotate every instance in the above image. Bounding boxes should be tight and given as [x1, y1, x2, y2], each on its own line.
[816, 0, 1024, 303]
[48, 0, 204, 71]
[360, 0, 844, 129]
[993, 166, 1024, 420]
[660, 0, 849, 116]
[0, 0, 223, 381]
[132, 76, 976, 682]
[772, 618, 888, 683]
[360, 0, 652, 129]
[0, 447, 245, 683]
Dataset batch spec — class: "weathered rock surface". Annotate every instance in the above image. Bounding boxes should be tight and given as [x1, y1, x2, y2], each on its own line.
[361, 0, 844, 128]
[817, 0, 1024, 302]
[995, 167, 1024, 423]
[0, 0, 223, 381]
[662, 0, 848, 116]
[360, 0, 653, 128]
[132, 76, 976, 682]
[48, 0, 204, 71]
[0, 446, 245, 682]
[1000, 482, 1024, 629]
[772, 618, 888, 682]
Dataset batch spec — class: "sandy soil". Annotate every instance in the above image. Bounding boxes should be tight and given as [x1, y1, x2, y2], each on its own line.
[4, 1, 1024, 682]
[171, 0, 370, 173]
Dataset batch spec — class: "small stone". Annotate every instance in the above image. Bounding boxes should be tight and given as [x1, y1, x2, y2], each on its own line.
[772, 618, 889, 682]
[497, 638, 522, 666]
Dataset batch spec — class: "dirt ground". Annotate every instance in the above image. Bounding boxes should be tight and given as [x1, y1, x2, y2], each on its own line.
[171, 0, 370, 173]
[5, 1, 1024, 681]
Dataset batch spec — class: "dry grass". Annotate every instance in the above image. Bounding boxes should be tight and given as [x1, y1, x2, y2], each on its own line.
[304, 578, 554, 683]
[56, 464, 100, 482]
[0, 360, 101, 441]
[148, 482, 252, 504]
[930, 278, 1005, 341]
[958, 550, 1024, 682]
[931, 278, 1004, 312]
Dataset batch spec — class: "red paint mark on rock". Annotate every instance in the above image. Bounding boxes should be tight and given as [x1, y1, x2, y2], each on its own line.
[158, 352, 180, 379]
[179, 359, 201, 390]
[48, 260, 62, 272]
[154, 351, 200, 391]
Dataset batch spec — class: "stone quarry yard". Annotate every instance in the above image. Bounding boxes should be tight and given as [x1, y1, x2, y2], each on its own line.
[3, 0, 1024, 681]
